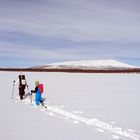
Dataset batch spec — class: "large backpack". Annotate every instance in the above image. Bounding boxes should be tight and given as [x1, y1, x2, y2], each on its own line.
[19, 75, 26, 86]
[38, 84, 43, 94]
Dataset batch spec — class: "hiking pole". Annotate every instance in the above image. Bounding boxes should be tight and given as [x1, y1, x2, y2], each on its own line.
[11, 81, 15, 99]
[27, 84, 32, 104]
[27, 85, 32, 104]
[31, 92, 32, 104]
[30, 90, 34, 104]
[27, 84, 30, 94]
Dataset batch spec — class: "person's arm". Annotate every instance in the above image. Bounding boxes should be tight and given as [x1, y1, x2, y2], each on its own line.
[31, 87, 38, 93]
[14, 79, 19, 85]
[31, 90, 35, 93]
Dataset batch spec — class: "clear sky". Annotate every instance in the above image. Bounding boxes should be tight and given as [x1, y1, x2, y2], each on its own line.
[0, 0, 140, 67]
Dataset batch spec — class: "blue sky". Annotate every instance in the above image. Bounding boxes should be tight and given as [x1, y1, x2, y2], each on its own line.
[0, 0, 140, 67]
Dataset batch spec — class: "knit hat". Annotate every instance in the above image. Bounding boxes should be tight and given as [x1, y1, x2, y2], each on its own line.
[35, 81, 39, 86]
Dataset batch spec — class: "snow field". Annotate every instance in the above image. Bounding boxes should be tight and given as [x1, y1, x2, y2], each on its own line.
[0, 72, 140, 140]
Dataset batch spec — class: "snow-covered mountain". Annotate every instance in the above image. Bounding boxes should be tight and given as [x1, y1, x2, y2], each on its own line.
[32, 59, 135, 70]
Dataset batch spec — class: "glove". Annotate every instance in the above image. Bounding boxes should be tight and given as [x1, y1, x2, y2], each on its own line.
[31, 90, 35, 93]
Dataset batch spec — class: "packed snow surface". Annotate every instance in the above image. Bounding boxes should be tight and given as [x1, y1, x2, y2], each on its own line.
[0, 72, 140, 140]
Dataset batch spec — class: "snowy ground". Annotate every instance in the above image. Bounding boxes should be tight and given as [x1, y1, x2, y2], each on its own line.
[0, 71, 140, 140]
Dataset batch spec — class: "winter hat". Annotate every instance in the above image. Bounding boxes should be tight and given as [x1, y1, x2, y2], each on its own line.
[35, 80, 39, 86]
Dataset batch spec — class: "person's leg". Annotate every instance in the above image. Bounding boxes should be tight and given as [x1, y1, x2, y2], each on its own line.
[35, 93, 40, 105]
[40, 96, 47, 108]
[19, 87, 23, 100]
[22, 86, 25, 96]
[21, 86, 25, 100]
[39, 94, 44, 105]
[40, 94, 43, 102]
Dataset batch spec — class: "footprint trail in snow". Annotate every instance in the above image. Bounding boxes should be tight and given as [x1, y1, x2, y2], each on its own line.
[15, 97, 140, 140]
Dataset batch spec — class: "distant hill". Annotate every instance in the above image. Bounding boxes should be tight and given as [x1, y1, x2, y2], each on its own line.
[31, 59, 136, 70]
[1, 59, 140, 73]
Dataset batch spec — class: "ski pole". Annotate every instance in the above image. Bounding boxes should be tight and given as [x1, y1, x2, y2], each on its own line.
[26, 84, 32, 104]
[11, 81, 15, 99]
[27, 85, 32, 104]
[30, 90, 34, 104]
[27, 84, 30, 94]
[31, 92, 32, 104]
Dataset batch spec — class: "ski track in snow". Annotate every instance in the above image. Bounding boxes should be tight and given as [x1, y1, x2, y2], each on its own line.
[14, 97, 140, 140]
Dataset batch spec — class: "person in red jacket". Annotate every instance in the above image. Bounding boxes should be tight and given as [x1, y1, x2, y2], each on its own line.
[31, 81, 46, 108]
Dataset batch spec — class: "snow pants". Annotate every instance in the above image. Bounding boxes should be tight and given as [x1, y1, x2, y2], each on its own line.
[35, 92, 43, 106]
[19, 85, 25, 100]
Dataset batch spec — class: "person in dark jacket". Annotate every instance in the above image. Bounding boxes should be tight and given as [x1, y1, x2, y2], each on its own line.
[14, 72, 28, 100]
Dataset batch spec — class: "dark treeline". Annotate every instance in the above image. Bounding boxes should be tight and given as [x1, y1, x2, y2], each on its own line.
[0, 68, 140, 73]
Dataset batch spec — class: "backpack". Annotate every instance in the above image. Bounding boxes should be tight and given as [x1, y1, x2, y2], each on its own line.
[38, 84, 43, 94]
[19, 75, 26, 86]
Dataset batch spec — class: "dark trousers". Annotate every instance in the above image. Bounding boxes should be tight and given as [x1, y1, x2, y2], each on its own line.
[19, 86, 25, 100]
